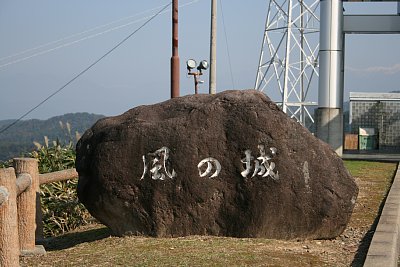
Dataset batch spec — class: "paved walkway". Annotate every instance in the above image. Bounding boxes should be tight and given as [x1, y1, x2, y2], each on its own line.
[360, 159, 400, 267]
[342, 151, 400, 162]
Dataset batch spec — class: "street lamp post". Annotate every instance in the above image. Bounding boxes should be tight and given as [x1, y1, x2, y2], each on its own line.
[187, 59, 209, 94]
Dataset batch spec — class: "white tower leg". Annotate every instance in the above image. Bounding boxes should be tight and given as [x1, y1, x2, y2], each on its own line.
[255, 0, 320, 130]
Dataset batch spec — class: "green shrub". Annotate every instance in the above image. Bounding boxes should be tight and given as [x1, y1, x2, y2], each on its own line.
[0, 159, 12, 168]
[30, 136, 92, 237]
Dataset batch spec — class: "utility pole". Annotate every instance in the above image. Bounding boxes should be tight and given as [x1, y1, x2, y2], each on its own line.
[171, 0, 180, 98]
[398, 1, 400, 15]
[209, 0, 217, 94]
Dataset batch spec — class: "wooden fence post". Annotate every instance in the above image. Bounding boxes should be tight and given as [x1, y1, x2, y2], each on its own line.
[13, 158, 44, 256]
[0, 168, 20, 267]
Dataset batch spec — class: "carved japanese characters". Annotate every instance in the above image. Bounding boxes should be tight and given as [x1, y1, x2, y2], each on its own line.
[140, 147, 177, 180]
[139, 145, 278, 181]
[197, 157, 221, 178]
[241, 145, 279, 180]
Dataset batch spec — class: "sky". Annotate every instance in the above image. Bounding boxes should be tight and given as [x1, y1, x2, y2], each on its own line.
[0, 1, 399, 121]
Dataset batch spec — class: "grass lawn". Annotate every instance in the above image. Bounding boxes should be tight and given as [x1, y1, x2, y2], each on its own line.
[21, 160, 398, 267]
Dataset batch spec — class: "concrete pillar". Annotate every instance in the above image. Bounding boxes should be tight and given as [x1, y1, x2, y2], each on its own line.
[13, 158, 45, 256]
[316, 0, 344, 156]
[315, 108, 343, 155]
[0, 168, 20, 267]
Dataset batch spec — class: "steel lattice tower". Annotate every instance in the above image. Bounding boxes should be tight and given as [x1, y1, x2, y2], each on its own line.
[255, 0, 320, 129]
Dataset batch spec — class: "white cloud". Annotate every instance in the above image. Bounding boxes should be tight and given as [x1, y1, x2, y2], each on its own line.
[346, 63, 400, 75]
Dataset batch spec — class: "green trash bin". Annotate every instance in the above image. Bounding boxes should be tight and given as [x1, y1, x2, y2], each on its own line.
[359, 128, 378, 150]
[359, 135, 377, 150]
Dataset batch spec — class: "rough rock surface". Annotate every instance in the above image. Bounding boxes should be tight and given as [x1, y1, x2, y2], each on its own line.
[76, 90, 358, 239]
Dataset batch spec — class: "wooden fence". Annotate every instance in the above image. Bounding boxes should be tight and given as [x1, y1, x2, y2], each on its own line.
[0, 158, 78, 267]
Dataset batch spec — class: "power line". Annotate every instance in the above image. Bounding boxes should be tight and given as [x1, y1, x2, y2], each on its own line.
[0, 16, 162, 69]
[0, 2, 172, 135]
[0, 3, 170, 63]
[219, 0, 235, 89]
[0, 0, 200, 70]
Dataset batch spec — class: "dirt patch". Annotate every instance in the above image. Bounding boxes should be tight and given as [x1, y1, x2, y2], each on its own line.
[20, 161, 397, 267]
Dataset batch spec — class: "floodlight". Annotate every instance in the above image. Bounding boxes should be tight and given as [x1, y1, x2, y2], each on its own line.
[198, 60, 209, 70]
[186, 59, 197, 70]
[186, 58, 209, 94]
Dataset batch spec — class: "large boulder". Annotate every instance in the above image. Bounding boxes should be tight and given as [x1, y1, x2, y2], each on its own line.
[76, 90, 358, 239]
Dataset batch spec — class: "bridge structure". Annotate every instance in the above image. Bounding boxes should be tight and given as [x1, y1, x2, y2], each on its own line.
[255, 0, 400, 156]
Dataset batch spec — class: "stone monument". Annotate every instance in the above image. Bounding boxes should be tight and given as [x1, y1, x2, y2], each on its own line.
[76, 90, 358, 239]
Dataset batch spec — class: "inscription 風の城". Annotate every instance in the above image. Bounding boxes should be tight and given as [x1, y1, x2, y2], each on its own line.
[139, 145, 278, 181]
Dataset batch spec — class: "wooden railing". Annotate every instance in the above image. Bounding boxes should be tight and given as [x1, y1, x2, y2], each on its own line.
[0, 158, 78, 267]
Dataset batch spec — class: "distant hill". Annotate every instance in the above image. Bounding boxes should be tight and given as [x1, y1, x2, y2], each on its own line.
[0, 113, 105, 161]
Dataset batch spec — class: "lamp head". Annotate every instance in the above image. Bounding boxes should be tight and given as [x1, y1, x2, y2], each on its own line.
[186, 59, 197, 70]
[198, 60, 209, 71]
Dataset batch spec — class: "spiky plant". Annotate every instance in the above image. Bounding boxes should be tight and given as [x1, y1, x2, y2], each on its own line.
[31, 134, 92, 237]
